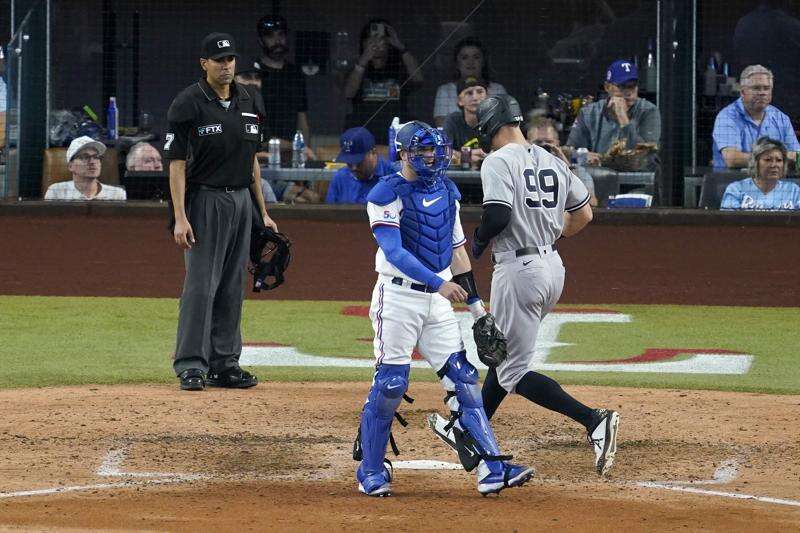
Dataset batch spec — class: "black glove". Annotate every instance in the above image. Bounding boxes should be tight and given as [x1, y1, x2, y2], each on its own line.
[472, 312, 507, 367]
[471, 228, 489, 259]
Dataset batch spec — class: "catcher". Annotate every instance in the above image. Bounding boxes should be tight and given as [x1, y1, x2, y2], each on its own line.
[352, 121, 533, 497]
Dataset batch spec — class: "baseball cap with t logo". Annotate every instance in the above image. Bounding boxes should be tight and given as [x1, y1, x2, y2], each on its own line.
[200, 32, 239, 60]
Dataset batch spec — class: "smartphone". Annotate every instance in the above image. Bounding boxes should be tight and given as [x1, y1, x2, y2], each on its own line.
[370, 23, 385, 38]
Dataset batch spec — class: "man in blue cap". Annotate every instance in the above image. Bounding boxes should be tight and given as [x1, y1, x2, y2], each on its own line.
[566, 59, 661, 166]
[325, 127, 395, 204]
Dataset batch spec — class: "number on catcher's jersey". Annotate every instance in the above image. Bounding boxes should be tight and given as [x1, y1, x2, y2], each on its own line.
[524, 168, 560, 209]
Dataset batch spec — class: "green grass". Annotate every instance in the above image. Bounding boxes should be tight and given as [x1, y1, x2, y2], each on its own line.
[1, 296, 798, 394]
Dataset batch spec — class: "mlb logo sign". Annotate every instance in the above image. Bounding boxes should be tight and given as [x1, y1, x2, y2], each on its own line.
[198, 124, 223, 136]
[245, 124, 259, 135]
[217, 40, 231, 49]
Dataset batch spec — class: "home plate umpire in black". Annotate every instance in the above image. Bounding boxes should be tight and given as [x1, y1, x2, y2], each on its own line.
[166, 32, 278, 391]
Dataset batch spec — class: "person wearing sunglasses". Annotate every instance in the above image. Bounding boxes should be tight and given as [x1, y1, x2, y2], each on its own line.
[44, 136, 126, 201]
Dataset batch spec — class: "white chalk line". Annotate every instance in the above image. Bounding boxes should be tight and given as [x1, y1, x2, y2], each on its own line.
[633, 459, 800, 508]
[0, 448, 205, 500]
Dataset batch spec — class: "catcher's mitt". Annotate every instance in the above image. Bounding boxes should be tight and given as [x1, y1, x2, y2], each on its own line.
[472, 313, 507, 367]
[249, 226, 292, 292]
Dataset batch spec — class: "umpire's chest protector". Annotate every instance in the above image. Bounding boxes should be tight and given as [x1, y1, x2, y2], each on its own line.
[389, 175, 458, 273]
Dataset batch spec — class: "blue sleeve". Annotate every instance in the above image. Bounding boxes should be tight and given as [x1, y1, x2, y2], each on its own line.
[712, 107, 740, 151]
[326, 172, 341, 204]
[372, 225, 444, 290]
[719, 181, 741, 210]
[780, 113, 800, 151]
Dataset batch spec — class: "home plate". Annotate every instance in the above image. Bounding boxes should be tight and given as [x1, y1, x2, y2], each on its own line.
[393, 460, 462, 470]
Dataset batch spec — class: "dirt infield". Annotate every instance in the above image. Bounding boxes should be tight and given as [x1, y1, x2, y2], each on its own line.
[1, 214, 799, 305]
[0, 383, 798, 531]
[2, 213, 799, 530]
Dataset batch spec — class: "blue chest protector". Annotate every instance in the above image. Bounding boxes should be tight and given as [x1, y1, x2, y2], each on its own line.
[368, 173, 461, 274]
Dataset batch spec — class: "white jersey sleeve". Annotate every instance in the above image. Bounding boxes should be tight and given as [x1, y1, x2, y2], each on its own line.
[452, 200, 466, 247]
[367, 198, 402, 228]
[480, 155, 514, 208]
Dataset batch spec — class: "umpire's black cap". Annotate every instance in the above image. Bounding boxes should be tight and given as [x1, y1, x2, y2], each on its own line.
[200, 33, 240, 60]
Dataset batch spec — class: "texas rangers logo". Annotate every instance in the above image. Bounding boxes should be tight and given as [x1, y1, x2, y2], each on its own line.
[198, 124, 223, 136]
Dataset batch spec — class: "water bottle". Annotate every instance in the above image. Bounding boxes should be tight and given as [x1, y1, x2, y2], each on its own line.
[292, 130, 305, 168]
[576, 147, 589, 167]
[645, 39, 657, 93]
[107, 96, 118, 140]
[387, 117, 400, 161]
[703, 57, 717, 96]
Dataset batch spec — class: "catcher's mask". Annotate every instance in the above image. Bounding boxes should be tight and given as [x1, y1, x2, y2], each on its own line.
[249, 226, 292, 292]
[475, 94, 523, 153]
[395, 121, 452, 188]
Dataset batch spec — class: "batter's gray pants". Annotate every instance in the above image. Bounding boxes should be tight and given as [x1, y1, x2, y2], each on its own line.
[173, 187, 252, 376]
[490, 249, 565, 392]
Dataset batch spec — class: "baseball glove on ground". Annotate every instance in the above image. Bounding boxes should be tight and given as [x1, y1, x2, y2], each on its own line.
[472, 313, 507, 367]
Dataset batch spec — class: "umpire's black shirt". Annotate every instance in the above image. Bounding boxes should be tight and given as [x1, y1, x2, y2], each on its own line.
[165, 78, 265, 188]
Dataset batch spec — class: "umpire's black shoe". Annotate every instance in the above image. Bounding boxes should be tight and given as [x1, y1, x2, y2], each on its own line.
[206, 367, 258, 388]
[179, 369, 205, 391]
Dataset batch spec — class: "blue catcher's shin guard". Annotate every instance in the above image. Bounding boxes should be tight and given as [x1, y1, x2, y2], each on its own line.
[437, 351, 509, 472]
[356, 364, 409, 496]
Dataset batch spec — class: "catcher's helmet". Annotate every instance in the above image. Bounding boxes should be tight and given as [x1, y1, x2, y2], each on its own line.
[257, 14, 288, 37]
[475, 94, 523, 152]
[395, 121, 452, 187]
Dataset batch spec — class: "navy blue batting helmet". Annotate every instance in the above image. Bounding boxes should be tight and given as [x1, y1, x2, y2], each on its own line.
[395, 121, 452, 186]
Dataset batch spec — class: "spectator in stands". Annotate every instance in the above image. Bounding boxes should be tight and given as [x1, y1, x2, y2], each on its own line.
[566, 59, 661, 167]
[344, 18, 422, 144]
[433, 37, 507, 127]
[734, 1, 800, 121]
[721, 137, 799, 210]
[45, 136, 126, 201]
[125, 142, 163, 172]
[711, 65, 799, 169]
[326, 127, 394, 205]
[252, 14, 315, 160]
[443, 76, 488, 168]
[528, 116, 598, 206]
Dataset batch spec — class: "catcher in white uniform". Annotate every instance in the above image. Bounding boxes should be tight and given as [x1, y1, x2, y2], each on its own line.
[353, 121, 533, 498]
[430, 95, 620, 476]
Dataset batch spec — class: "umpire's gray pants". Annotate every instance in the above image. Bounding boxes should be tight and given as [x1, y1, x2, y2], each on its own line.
[173, 187, 252, 376]
[490, 249, 565, 393]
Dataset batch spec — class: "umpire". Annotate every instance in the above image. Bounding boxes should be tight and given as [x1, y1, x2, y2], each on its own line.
[165, 32, 277, 391]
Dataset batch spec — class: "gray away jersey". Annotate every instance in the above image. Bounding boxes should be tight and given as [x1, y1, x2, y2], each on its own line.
[481, 143, 590, 253]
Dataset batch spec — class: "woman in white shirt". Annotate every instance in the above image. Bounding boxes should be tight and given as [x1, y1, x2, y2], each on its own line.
[433, 36, 507, 127]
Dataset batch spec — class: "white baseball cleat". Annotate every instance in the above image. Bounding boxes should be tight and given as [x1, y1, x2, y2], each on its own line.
[588, 409, 620, 476]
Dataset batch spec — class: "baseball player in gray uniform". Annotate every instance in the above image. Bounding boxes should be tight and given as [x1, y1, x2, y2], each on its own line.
[430, 94, 620, 476]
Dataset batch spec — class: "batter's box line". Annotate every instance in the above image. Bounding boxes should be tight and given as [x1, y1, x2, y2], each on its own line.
[630, 458, 800, 508]
[0, 447, 206, 500]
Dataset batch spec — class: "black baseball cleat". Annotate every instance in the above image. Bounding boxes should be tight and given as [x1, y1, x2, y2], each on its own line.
[206, 367, 259, 388]
[179, 369, 205, 391]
